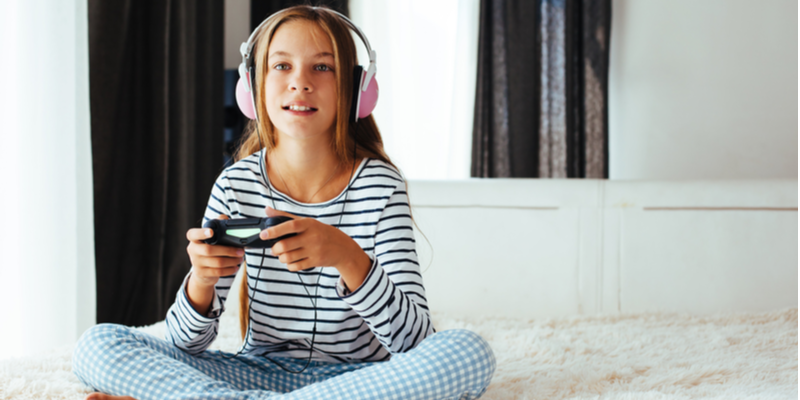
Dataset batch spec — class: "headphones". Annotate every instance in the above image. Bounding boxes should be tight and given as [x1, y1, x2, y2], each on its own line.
[235, 7, 379, 123]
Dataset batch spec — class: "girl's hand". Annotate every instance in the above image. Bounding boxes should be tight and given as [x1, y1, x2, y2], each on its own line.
[261, 206, 372, 289]
[185, 214, 245, 287]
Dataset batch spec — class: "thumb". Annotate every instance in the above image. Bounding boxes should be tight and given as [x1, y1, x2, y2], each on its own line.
[265, 206, 296, 220]
[217, 214, 229, 220]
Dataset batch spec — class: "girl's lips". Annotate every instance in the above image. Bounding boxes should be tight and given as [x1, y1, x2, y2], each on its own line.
[282, 103, 317, 111]
[283, 108, 317, 116]
[281, 102, 318, 116]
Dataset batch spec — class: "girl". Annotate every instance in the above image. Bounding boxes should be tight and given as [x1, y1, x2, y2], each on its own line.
[73, 6, 495, 400]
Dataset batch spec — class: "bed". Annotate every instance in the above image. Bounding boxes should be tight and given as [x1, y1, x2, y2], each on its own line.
[1, 179, 796, 399]
[1, 304, 796, 399]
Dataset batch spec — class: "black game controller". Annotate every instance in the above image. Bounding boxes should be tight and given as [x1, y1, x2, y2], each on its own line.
[202, 216, 296, 248]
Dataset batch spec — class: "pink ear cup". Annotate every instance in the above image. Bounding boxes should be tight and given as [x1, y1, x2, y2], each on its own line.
[358, 71, 379, 120]
[236, 77, 257, 120]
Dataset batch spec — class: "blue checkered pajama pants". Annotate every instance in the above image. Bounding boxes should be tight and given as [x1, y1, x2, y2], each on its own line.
[72, 324, 495, 400]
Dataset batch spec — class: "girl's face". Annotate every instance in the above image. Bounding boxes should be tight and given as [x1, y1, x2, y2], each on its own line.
[265, 19, 338, 143]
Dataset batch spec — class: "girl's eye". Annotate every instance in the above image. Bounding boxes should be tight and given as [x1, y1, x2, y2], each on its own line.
[315, 64, 333, 72]
[274, 63, 289, 71]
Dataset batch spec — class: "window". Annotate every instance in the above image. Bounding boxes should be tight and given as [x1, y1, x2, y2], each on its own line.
[350, 0, 480, 179]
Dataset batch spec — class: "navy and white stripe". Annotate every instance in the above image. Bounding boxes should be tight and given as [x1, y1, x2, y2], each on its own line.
[165, 151, 434, 363]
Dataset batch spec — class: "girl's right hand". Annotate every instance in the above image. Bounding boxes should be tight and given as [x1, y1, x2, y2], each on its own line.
[185, 215, 245, 287]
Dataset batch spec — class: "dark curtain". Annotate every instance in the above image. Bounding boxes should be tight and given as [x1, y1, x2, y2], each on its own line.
[472, 0, 611, 178]
[251, 0, 349, 30]
[89, 1, 224, 326]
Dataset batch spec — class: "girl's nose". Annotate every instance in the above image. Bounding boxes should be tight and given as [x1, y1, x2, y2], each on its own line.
[290, 84, 311, 92]
[289, 72, 313, 92]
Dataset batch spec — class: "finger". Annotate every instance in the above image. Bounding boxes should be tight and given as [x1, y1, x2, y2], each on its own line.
[196, 254, 244, 269]
[285, 257, 314, 272]
[261, 217, 308, 241]
[218, 214, 229, 220]
[188, 240, 245, 258]
[196, 264, 240, 278]
[198, 243, 246, 258]
[187, 227, 213, 242]
[270, 235, 303, 255]
[277, 248, 309, 265]
[265, 206, 296, 219]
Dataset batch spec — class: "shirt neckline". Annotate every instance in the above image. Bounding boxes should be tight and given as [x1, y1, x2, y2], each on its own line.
[261, 149, 370, 208]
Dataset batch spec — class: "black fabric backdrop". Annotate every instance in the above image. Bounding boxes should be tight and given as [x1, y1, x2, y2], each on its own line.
[251, 0, 349, 30]
[89, 1, 224, 326]
[472, 0, 611, 178]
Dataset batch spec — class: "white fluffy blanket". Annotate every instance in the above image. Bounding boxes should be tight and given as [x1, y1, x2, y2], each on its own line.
[1, 307, 796, 399]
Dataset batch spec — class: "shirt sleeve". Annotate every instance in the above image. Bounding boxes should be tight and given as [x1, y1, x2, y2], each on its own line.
[336, 179, 434, 354]
[164, 171, 238, 355]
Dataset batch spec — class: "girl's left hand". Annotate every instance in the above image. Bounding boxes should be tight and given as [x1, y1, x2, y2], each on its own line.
[260, 206, 371, 280]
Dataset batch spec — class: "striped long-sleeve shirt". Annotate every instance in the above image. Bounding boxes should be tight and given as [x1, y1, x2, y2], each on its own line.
[164, 152, 434, 363]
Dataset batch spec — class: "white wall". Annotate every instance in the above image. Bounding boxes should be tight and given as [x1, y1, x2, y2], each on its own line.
[609, 0, 798, 180]
[409, 179, 798, 318]
[350, 0, 479, 180]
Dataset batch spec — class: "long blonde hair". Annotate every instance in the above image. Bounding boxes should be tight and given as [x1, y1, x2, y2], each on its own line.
[233, 6, 396, 339]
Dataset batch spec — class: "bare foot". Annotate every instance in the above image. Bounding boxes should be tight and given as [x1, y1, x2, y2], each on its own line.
[85, 393, 137, 400]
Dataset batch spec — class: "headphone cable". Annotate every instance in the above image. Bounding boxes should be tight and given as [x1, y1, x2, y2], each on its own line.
[223, 125, 357, 375]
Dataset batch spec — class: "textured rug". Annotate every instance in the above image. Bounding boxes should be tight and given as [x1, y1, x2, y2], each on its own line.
[1, 307, 796, 399]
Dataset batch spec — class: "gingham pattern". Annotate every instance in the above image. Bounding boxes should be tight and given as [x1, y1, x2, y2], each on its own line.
[73, 324, 496, 400]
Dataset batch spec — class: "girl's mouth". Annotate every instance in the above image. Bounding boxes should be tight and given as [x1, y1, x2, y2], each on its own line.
[282, 105, 318, 112]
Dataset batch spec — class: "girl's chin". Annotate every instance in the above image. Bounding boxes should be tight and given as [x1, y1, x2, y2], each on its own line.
[273, 125, 335, 142]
